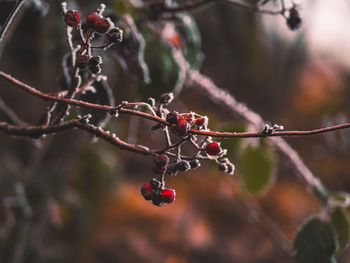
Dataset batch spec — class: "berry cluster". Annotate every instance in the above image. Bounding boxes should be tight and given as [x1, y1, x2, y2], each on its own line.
[139, 95, 235, 207]
[62, 4, 123, 74]
[141, 178, 176, 206]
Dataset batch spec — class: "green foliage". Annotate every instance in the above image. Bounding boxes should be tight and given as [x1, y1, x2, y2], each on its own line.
[331, 207, 350, 251]
[219, 121, 246, 160]
[293, 216, 337, 263]
[239, 142, 277, 195]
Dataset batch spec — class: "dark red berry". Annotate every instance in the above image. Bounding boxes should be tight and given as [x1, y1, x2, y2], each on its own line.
[189, 159, 201, 169]
[107, 28, 123, 43]
[175, 117, 190, 137]
[176, 160, 191, 172]
[89, 56, 102, 67]
[195, 117, 208, 127]
[205, 142, 222, 156]
[141, 183, 154, 201]
[94, 18, 112, 34]
[161, 189, 176, 203]
[76, 54, 90, 69]
[152, 194, 163, 206]
[86, 13, 101, 29]
[154, 154, 169, 167]
[185, 114, 194, 123]
[89, 65, 101, 74]
[166, 112, 178, 125]
[166, 165, 178, 177]
[153, 165, 166, 175]
[64, 10, 81, 27]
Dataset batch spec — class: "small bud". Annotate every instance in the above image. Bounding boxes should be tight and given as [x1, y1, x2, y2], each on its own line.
[89, 56, 102, 67]
[195, 116, 208, 127]
[189, 159, 201, 169]
[160, 93, 174, 105]
[64, 10, 81, 27]
[205, 142, 222, 156]
[107, 28, 123, 43]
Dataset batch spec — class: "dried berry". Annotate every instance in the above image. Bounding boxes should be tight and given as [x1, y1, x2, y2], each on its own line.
[205, 142, 222, 156]
[226, 163, 235, 175]
[166, 112, 178, 125]
[89, 56, 102, 67]
[189, 159, 201, 169]
[176, 160, 191, 172]
[154, 154, 169, 167]
[166, 165, 178, 177]
[161, 189, 176, 203]
[76, 54, 90, 70]
[141, 182, 154, 201]
[153, 165, 166, 175]
[218, 163, 227, 172]
[94, 17, 112, 34]
[64, 10, 81, 27]
[286, 6, 302, 31]
[175, 116, 190, 137]
[107, 28, 123, 43]
[89, 65, 101, 74]
[152, 194, 163, 206]
[86, 12, 101, 29]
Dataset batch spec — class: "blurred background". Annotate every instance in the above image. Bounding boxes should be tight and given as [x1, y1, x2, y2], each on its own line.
[1, 0, 350, 262]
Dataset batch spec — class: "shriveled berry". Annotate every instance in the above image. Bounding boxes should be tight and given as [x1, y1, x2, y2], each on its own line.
[286, 7, 302, 30]
[152, 194, 163, 207]
[86, 12, 101, 29]
[195, 117, 208, 127]
[94, 17, 112, 34]
[175, 117, 190, 137]
[161, 189, 176, 203]
[89, 56, 102, 67]
[176, 160, 191, 172]
[166, 165, 178, 177]
[64, 10, 81, 27]
[205, 142, 222, 156]
[154, 154, 169, 167]
[218, 163, 227, 172]
[107, 27, 123, 43]
[141, 182, 154, 201]
[76, 54, 90, 69]
[189, 159, 201, 169]
[89, 65, 101, 74]
[153, 165, 166, 175]
[166, 112, 178, 125]
[226, 163, 235, 175]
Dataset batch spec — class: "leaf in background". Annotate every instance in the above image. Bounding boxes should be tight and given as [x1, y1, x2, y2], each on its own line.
[79, 78, 115, 127]
[239, 142, 277, 195]
[111, 14, 150, 84]
[331, 207, 350, 251]
[293, 216, 337, 263]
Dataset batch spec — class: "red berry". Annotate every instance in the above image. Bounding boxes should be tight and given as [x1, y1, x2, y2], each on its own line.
[161, 189, 176, 203]
[94, 18, 112, 34]
[76, 54, 90, 69]
[141, 183, 154, 200]
[154, 154, 169, 167]
[86, 13, 101, 29]
[175, 117, 190, 137]
[185, 113, 194, 123]
[195, 117, 208, 127]
[64, 10, 81, 27]
[205, 142, 222, 156]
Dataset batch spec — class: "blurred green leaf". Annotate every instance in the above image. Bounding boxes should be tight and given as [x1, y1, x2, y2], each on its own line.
[239, 142, 276, 195]
[293, 216, 337, 263]
[331, 207, 350, 251]
[219, 121, 246, 160]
